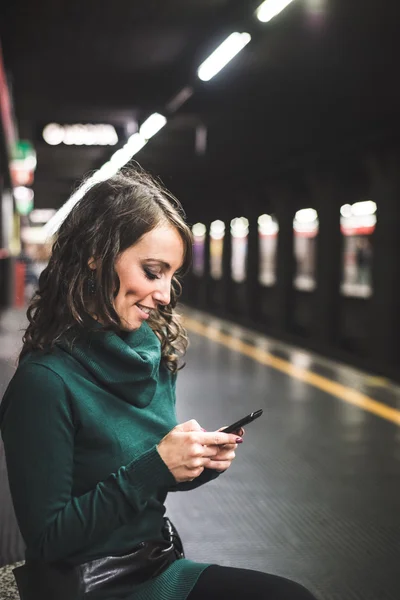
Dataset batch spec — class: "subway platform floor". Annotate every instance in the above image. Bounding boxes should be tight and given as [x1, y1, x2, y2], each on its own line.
[0, 306, 399, 600]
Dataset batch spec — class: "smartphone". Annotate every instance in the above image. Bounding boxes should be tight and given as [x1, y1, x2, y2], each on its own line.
[222, 409, 263, 434]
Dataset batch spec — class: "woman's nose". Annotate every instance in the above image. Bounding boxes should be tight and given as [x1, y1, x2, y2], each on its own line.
[153, 281, 171, 306]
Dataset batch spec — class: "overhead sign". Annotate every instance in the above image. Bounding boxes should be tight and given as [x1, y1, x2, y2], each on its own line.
[10, 140, 37, 187]
[43, 123, 119, 146]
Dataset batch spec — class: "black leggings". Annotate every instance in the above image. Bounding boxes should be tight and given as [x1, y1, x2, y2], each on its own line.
[187, 565, 318, 600]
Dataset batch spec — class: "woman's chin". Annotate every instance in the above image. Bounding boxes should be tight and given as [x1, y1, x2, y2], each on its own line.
[119, 315, 141, 332]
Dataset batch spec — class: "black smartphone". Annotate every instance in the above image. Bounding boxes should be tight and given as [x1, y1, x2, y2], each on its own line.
[222, 409, 263, 434]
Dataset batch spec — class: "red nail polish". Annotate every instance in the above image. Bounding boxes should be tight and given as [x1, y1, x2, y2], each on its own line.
[236, 437, 243, 443]
[201, 428, 207, 432]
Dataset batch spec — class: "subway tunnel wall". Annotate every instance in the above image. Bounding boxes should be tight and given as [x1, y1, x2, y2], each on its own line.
[178, 143, 400, 384]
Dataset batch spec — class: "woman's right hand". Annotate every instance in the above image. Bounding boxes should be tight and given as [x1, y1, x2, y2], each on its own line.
[157, 420, 242, 482]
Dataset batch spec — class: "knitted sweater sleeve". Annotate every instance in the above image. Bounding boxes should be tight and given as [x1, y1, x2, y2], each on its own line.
[0, 363, 176, 562]
[168, 468, 222, 492]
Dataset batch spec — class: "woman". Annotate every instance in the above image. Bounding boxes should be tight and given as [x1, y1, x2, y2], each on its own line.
[0, 169, 317, 600]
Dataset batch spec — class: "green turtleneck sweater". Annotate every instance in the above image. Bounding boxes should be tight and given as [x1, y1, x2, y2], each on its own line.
[0, 321, 220, 600]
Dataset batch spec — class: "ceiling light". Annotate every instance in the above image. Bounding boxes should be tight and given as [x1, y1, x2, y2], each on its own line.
[231, 216, 249, 238]
[109, 134, 147, 168]
[139, 113, 167, 140]
[351, 201, 377, 216]
[109, 148, 132, 168]
[42, 123, 64, 145]
[256, 0, 296, 23]
[210, 220, 226, 239]
[197, 32, 251, 82]
[92, 161, 120, 183]
[42, 181, 93, 238]
[42, 123, 118, 146]
[258, 214, 279, 235]
[340, 204, 352, 218]
[294, 208, 318, 223]
[125, 132, 147, 153]
[42, 132, 149, 238]
[340, 201, 377, 218]
[192, 223, 207, 237]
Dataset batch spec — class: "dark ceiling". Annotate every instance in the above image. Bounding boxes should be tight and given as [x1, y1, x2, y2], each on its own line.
[1, 0, 400, 219]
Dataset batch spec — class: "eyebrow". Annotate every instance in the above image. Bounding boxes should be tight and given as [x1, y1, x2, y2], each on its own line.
[142, 258, 171, 269]
[142, 258, 184, 271]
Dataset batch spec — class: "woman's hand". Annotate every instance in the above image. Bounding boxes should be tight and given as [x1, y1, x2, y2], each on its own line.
[157, 420, 242, 483]
[206, 426, 245, 473]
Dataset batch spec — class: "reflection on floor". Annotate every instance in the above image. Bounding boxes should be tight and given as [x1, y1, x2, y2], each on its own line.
[1, 307, 400, 600]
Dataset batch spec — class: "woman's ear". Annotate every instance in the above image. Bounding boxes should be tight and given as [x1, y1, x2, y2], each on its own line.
[88, 258, 97, 270]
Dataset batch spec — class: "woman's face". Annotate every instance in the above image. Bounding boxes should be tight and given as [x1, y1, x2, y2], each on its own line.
[113, 224, 185, 331]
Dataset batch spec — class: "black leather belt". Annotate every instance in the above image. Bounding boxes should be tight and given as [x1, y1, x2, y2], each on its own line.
[13, 518, 184, 600]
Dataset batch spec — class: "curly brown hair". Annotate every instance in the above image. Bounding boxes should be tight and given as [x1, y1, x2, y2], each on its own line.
[20, 168, 193, 373]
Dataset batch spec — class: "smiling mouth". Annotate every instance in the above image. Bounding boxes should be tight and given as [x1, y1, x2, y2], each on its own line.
[136, 303, 153, 315]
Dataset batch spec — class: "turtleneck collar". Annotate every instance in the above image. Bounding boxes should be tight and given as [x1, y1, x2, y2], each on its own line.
[57, 320, 162, 408]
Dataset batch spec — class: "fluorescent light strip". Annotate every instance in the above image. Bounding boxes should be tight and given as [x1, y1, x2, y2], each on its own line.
[197, 32, 251, 82]
[42, 114, 167, 238]
[139, 113, 167, 139]
[42, 180, 93, 238]
[256, 0, 296, 23]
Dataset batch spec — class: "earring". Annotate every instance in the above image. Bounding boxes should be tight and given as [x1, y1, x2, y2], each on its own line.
[88, 270, 96, 295]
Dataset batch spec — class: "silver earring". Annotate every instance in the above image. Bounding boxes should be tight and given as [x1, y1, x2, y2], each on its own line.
[88, 270, 96, 295]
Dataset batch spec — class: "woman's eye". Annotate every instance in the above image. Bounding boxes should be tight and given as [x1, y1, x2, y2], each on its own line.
[144, 268, 160, 281]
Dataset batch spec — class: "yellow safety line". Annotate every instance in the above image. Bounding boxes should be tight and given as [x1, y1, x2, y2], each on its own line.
[184, 317, 400, 427]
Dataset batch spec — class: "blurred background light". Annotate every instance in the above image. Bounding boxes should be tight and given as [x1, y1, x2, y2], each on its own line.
[42, 181, 93, 238]
[256, 0, 296, 23]
[166, 86, 194, 113]
[125, 132, 147, 154]
[139, 113, 167, 140]
[42, 123, 118, 146]
[29, 209, 56, 224]
[13, 186, 34, 203]
[13, 186, 34, 216]
[92, 161, 120, 183]
[197, 32, 251, 82]
[258, 213, 279, 235]
[231, 216, 249, 238]
[210, 220, 226, 239]
[192, 222, 207, 237]
[340, 204, 353, 218]
[351, 201, 377, 216]
[42, 123, 64, 145]
[294, 208, 318, 223]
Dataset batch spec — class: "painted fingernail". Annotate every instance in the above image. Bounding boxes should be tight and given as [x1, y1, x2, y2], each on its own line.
[236, 437, 243, 443]
[201, 428, 207, 432]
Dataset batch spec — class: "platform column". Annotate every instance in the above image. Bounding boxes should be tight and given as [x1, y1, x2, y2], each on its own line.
[221, 215, 232, 316]
[200, 224, 211, 310]
[245, 210, 261, 325]
[368, 152, 400, 372]
[274, 186, 295, 333]
[311, 176, 342, 346]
